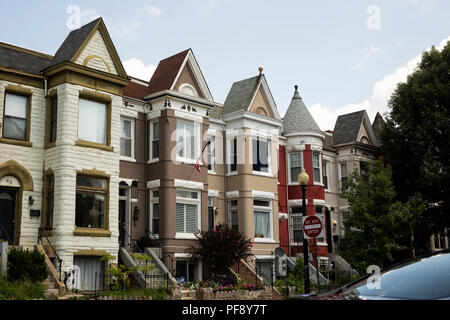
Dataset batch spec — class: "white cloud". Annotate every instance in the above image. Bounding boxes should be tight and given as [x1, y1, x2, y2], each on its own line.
[353, 44, 382, 70]
[144, 6, 162, 16]
[123, 58, 157, 81]
[310, 36, 450, 131]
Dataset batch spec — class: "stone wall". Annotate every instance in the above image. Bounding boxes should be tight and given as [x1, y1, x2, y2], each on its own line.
[195, 287, 273, 300]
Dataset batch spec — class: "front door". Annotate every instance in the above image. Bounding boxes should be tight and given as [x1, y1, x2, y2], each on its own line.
[0, 188, 16, 245]
[118, 199, 126, 247]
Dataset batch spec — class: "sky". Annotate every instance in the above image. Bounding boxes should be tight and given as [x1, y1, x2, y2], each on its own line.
[1, 0, 449, 131]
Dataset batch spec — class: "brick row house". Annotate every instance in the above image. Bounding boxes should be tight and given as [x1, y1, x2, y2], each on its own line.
[1, 18, 447, 290]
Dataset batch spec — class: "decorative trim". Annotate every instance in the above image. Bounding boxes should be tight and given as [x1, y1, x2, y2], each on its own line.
[288, 199, 308, 206]
[208, 189, 219, 197]
[79, 89, 112, 103]
[82, 55, 112, 73]
[5, 84, 33, 96]
[73, 248, 109, 256]
[313, 199, 326, 206]
[147, 179, 161, 189]
[0, 138, 33, 148]
[73, 228, 112, 238]
[75, 140, 114, 152]
[174, 179, 203, 190]
[0, 159, 34, 191]
[254, 255, 275, 260]
[278, 212, 288, 219]
[252, 190, 275, 199]
[226, 190, 239, 198]
[77, 168, 110, 178]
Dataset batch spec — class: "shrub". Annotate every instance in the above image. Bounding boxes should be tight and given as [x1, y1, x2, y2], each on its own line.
[0, 276, 45, 300]
[7, 248, 48, 283]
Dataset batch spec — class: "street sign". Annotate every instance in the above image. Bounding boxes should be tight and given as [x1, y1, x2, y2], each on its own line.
[303, 215, 325, 239]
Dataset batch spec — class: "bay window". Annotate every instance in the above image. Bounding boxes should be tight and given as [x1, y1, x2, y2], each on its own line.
[151, 121, 159, 160]
[75, 175, 108, 230]
[289, 152, 303, 183]
[2, 92, 29, 141]
[228, 137, 237, 173]
[254, 199, 272, 240]
[176, 120, 197, 161]
[313, 152, 322, 183]
[228, 200, 238, 231]
[207, 135, 215, 172]
[176, 189, 200, 236]
[323, 160, 330, 190]
[252, 137, 269, 173]
[78, 98, 107, 145]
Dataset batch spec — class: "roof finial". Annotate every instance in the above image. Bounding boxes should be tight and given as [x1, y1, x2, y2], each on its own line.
[258, 67, 263, 76]
[294, 85, 298, 92]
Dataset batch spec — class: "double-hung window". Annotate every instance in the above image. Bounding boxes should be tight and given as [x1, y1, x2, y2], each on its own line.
[78, 98, 107, 145]
[42, 173, 54, 231]
[151, 121, 159, 160]
[176, 189, 200, 237]
[313, 152, 322, 184]
[176, 120, 197, 161]
[120, 117, 134, 158]
[289, 152, 303, 183]
[150, 190, 159, 235]
[339, 162, 348, 190]
[228, 137, 237, 173]
[290, 207, 304, 244]
[323, 160, 330, 190]
[228, 200, 238, 231]
[254, 199, 272, 240]
[207, 135, 215, 172]
[2, 92, 29, 141]
[75, 175, 109, 230]
[49, 96, 58, 143]
[252, 137, 269, 173]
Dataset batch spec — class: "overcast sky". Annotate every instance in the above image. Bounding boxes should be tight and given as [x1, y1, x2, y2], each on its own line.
[1, 0, 449, 131]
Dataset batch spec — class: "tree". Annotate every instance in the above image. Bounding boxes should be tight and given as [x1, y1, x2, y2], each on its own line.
[338, 160, 426, 274]
[188, 224, 253, 278]
[380, 41, 450, 244]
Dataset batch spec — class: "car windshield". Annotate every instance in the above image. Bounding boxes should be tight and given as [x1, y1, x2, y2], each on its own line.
[342, 252, 450, 299]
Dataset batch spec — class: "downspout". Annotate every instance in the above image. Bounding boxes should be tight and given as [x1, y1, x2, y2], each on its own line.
[44, 78, 48, 98]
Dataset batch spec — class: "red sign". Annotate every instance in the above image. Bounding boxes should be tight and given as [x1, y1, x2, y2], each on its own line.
[303, 216, 323, 239]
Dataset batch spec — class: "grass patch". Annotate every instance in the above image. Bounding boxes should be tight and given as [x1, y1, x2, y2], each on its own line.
[0, 276, 45, 300]
[98, 288, 170, 300]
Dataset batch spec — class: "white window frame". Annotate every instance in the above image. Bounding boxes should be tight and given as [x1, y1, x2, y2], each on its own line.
[228, 199, 238, 231]
[120, 116, 135, 161]
[252, 136, 272, 177]
[227, 136, 238, 175]
[312, 152, 323, 185]
[253, 198, 274, 243]
[176, 119, 201, 164]
[207, 135, 215, 174]
[289, 206, 304, 246]
[149, 120, 159, 162]
[78, 98, 107, 145]
[149, 189, 159, 237]
[288, 152, 304, 185]
[175, 188, 201, 239]
[323, 160, 330, 191]
[338, 162, 348, 191]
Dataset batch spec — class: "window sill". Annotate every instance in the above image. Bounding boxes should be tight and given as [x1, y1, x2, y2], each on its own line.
[0, 138, 33, 148]
[253, 238, 276, 243]
[44, 142, 56, 150]
[176, 157, 197, 165]
[120, 156, 136, 162]
[208, 170, 216, 175]
[314, 182, 324, 187]
[148, 158, 159, 164]
[73, 228, 112, 237]
[175, 233, 198, 240]
[75, 140, 114, 152]
[252, 171, 273, 177]
[226, 171, 238, 176]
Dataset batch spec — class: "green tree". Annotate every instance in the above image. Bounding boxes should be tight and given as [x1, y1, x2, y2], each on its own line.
[339, 160, 426, 274]
[188, 224, 253, 277]
[380, 41, 450, 244]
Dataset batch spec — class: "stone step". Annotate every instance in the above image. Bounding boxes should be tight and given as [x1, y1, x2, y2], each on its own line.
[43, 288, 59, 300]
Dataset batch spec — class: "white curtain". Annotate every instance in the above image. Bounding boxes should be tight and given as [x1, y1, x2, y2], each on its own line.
[254, 211, 270, 238]
[73, 257, 103, 291]
[78, 99, 106, 144]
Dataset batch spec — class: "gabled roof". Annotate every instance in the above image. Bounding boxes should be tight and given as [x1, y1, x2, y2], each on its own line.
[282, 86, 321, 134]
[222, 72, 280, 120]
[43, 18, 127, 78]
[47, 18, 101, 69]
[223, 75, 259, 115]
[123, 77, 152, 100]
[333, 110, 379, 147]
[372, 112, 385, 145]
[147, 49, 190, 94]
[146, 49, 213, 101]
[0, 42, 52, 75]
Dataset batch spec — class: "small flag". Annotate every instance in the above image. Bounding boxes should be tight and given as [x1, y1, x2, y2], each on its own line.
[195, 140, 211, 173]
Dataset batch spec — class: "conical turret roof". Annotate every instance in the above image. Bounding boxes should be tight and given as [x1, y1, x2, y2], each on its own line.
[283, 86, 321, 134]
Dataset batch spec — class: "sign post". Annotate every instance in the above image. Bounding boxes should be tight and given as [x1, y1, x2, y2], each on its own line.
[303, 215, 325, 290]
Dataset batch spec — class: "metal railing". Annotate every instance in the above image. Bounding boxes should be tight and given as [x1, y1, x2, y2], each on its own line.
[38, 227, 63, 281]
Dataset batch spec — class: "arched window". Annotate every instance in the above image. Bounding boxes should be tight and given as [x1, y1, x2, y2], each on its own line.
[360, 136, 370, 144]
[179, 83, 198, 97]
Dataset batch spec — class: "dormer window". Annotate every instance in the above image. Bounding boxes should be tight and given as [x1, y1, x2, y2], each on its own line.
[179, 83, 198, 97]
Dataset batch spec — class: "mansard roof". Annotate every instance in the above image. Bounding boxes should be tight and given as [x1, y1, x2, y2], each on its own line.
[282, 86, 321, 134]
[0, 42, 52, 75]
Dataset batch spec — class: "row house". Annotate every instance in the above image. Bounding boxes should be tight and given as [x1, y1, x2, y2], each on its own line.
[4, 18, 444, 290]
